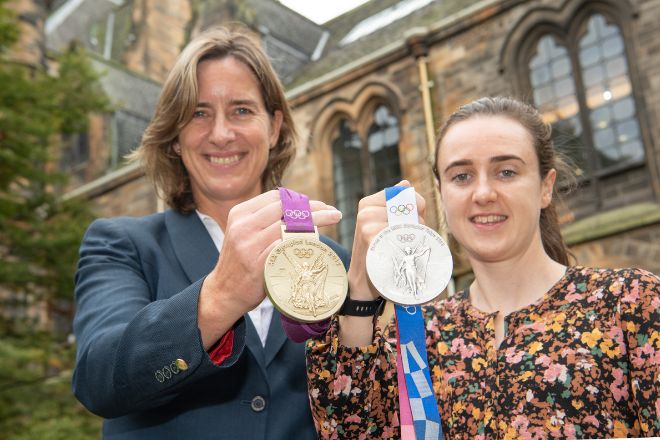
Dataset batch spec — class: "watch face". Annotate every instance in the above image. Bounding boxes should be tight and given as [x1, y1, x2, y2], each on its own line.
[366, 224, 453, 305]
[264, 238, 348, 322]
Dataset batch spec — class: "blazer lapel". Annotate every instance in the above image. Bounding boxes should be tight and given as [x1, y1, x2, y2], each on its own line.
[165, 210, 217, 283]
[245, 315, 267, 371]
[264, 309, 288, 367]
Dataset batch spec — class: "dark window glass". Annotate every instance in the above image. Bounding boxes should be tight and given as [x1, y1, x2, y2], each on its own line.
[332, 120, 364, 248]
[368, 105, 401, 191]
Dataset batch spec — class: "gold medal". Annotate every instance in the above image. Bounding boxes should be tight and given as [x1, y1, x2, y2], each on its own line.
[264, 226, 347, 322]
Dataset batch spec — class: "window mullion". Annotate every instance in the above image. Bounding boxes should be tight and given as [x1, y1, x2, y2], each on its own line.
[360, 133, 374, 194]
[569, 42, 603, 209]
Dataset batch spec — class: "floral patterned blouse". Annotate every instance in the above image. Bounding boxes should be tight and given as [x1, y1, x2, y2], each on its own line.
[306, 267, 659, 439]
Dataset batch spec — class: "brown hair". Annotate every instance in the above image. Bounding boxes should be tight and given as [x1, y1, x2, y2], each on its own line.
[433, 96, 574, 265]
[130, 25, 296, 213]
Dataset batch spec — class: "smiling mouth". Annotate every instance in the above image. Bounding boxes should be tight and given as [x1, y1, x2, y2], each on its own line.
[208, 154, 243, 165]
[471, 215, 507, 224]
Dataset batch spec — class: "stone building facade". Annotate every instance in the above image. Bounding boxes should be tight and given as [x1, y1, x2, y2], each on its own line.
[42, 0, 660, 286]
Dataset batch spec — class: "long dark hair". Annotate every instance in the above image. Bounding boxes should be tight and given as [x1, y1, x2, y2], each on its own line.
[433, 96, 574, 265]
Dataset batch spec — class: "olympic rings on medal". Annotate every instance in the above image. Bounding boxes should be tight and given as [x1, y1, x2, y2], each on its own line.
[389, 203, 415, 216]
[397, 233, 416, 243]
[284, 209, 311, 220]
[293, 248, 314, 258]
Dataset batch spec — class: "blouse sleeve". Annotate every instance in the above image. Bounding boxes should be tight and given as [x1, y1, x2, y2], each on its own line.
[620, 268, 660, 435]
[306, 316, 400, 439]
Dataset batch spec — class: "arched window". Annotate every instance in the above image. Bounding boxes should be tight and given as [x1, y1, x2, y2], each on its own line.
[528, 13, 643, 184]
[332, 120, 364, 248]
[368, 105, 401, 190]
[331, 105, 402, 247]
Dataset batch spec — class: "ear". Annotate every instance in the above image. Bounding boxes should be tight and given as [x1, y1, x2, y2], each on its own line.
[541, 168, 556, 208]
[173, 142, 181, 155]
[269, 110, 284, 150]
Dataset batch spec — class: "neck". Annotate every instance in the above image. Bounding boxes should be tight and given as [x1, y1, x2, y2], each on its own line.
[468, 245, 566, 315]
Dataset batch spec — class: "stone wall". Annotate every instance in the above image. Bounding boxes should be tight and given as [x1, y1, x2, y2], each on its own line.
[88, 174, 157, 218]
[571, 223, 660, 273]
[7, 0, 45, 67]
[122, 0, 191, 83]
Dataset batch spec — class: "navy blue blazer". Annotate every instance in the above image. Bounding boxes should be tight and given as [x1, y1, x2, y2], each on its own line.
[72, 209, 349, 439]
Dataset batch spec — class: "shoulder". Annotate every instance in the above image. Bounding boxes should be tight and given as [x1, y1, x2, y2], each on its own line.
[90, 211, 166, 229]
[565, 266, 659, 310]
[81, 212, 170, 253]
[85, 211, 167, 236]
[567, 266, 658, 291]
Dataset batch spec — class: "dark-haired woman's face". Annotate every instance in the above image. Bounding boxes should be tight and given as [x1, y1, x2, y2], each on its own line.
[436, 115, 555, 264]
[175, 57, 282, 212]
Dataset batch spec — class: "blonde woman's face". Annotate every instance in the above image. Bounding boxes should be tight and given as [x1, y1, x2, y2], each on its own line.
[175, 57, 282, 212]
[436, 116, 555, 264]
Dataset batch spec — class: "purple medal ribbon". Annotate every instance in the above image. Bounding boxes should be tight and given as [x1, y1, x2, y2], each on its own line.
[277, 187, 331, 341]
[279, 187, 314, 232]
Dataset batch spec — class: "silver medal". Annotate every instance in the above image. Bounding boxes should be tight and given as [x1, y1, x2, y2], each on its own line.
[366, 223, 453, 305]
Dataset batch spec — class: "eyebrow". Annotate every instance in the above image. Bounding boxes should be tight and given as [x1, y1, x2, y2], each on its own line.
[443, 154, 526, 173]
[195, 98, 259, 108]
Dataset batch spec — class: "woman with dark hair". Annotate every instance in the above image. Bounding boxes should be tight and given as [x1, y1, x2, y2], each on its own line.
[307, 96, 659, 438]
[72, 25, 347, 439]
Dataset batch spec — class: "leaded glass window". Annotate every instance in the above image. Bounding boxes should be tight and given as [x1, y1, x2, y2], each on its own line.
[332, 120, 364, 248]
[331, 105, 402, 247]
[529, 13, 643, 181]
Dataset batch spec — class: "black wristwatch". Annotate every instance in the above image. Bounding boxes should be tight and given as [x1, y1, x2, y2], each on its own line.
[338, 295, 385, 316]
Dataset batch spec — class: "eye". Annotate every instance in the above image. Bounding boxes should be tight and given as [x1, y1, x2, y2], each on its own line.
[192, 109, 207, 118]
[236, 106, 253, 116]
[451, 173, 471, 183]
[499, 169, 517, 178]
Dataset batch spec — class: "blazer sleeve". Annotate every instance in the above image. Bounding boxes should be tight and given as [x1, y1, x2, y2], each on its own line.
[72, 218, 246, 418]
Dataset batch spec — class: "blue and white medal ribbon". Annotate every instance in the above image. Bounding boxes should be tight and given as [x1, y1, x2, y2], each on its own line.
[366, 186, 452, 439]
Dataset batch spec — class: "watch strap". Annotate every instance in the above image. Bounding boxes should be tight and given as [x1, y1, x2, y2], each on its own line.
[338, 295, 385, 316]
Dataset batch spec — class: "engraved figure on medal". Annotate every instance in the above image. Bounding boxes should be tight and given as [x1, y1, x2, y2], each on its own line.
[284, 250, 329, 317]
[392, 235, 431, 300]
[265, 238, 347, 322]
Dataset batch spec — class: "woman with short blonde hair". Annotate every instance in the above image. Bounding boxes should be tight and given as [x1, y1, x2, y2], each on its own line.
[132, 25, 296, 213]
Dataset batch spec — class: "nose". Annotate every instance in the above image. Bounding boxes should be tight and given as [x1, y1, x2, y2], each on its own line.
[472, 176, 497, 205]
[208, 113, 236, 145]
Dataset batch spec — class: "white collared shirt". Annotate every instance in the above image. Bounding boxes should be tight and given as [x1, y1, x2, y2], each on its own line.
[196, 210, 273, 347]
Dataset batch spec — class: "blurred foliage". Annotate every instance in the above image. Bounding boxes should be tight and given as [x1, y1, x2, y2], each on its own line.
[0, 0, 110, 438]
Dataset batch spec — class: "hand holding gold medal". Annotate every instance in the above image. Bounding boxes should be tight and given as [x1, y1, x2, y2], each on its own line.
[264, 188, 348, 323]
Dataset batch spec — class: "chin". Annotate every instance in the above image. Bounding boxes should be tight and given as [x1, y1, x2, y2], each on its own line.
[222, 183, 262, 200]
[465, 245, 510, 263]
